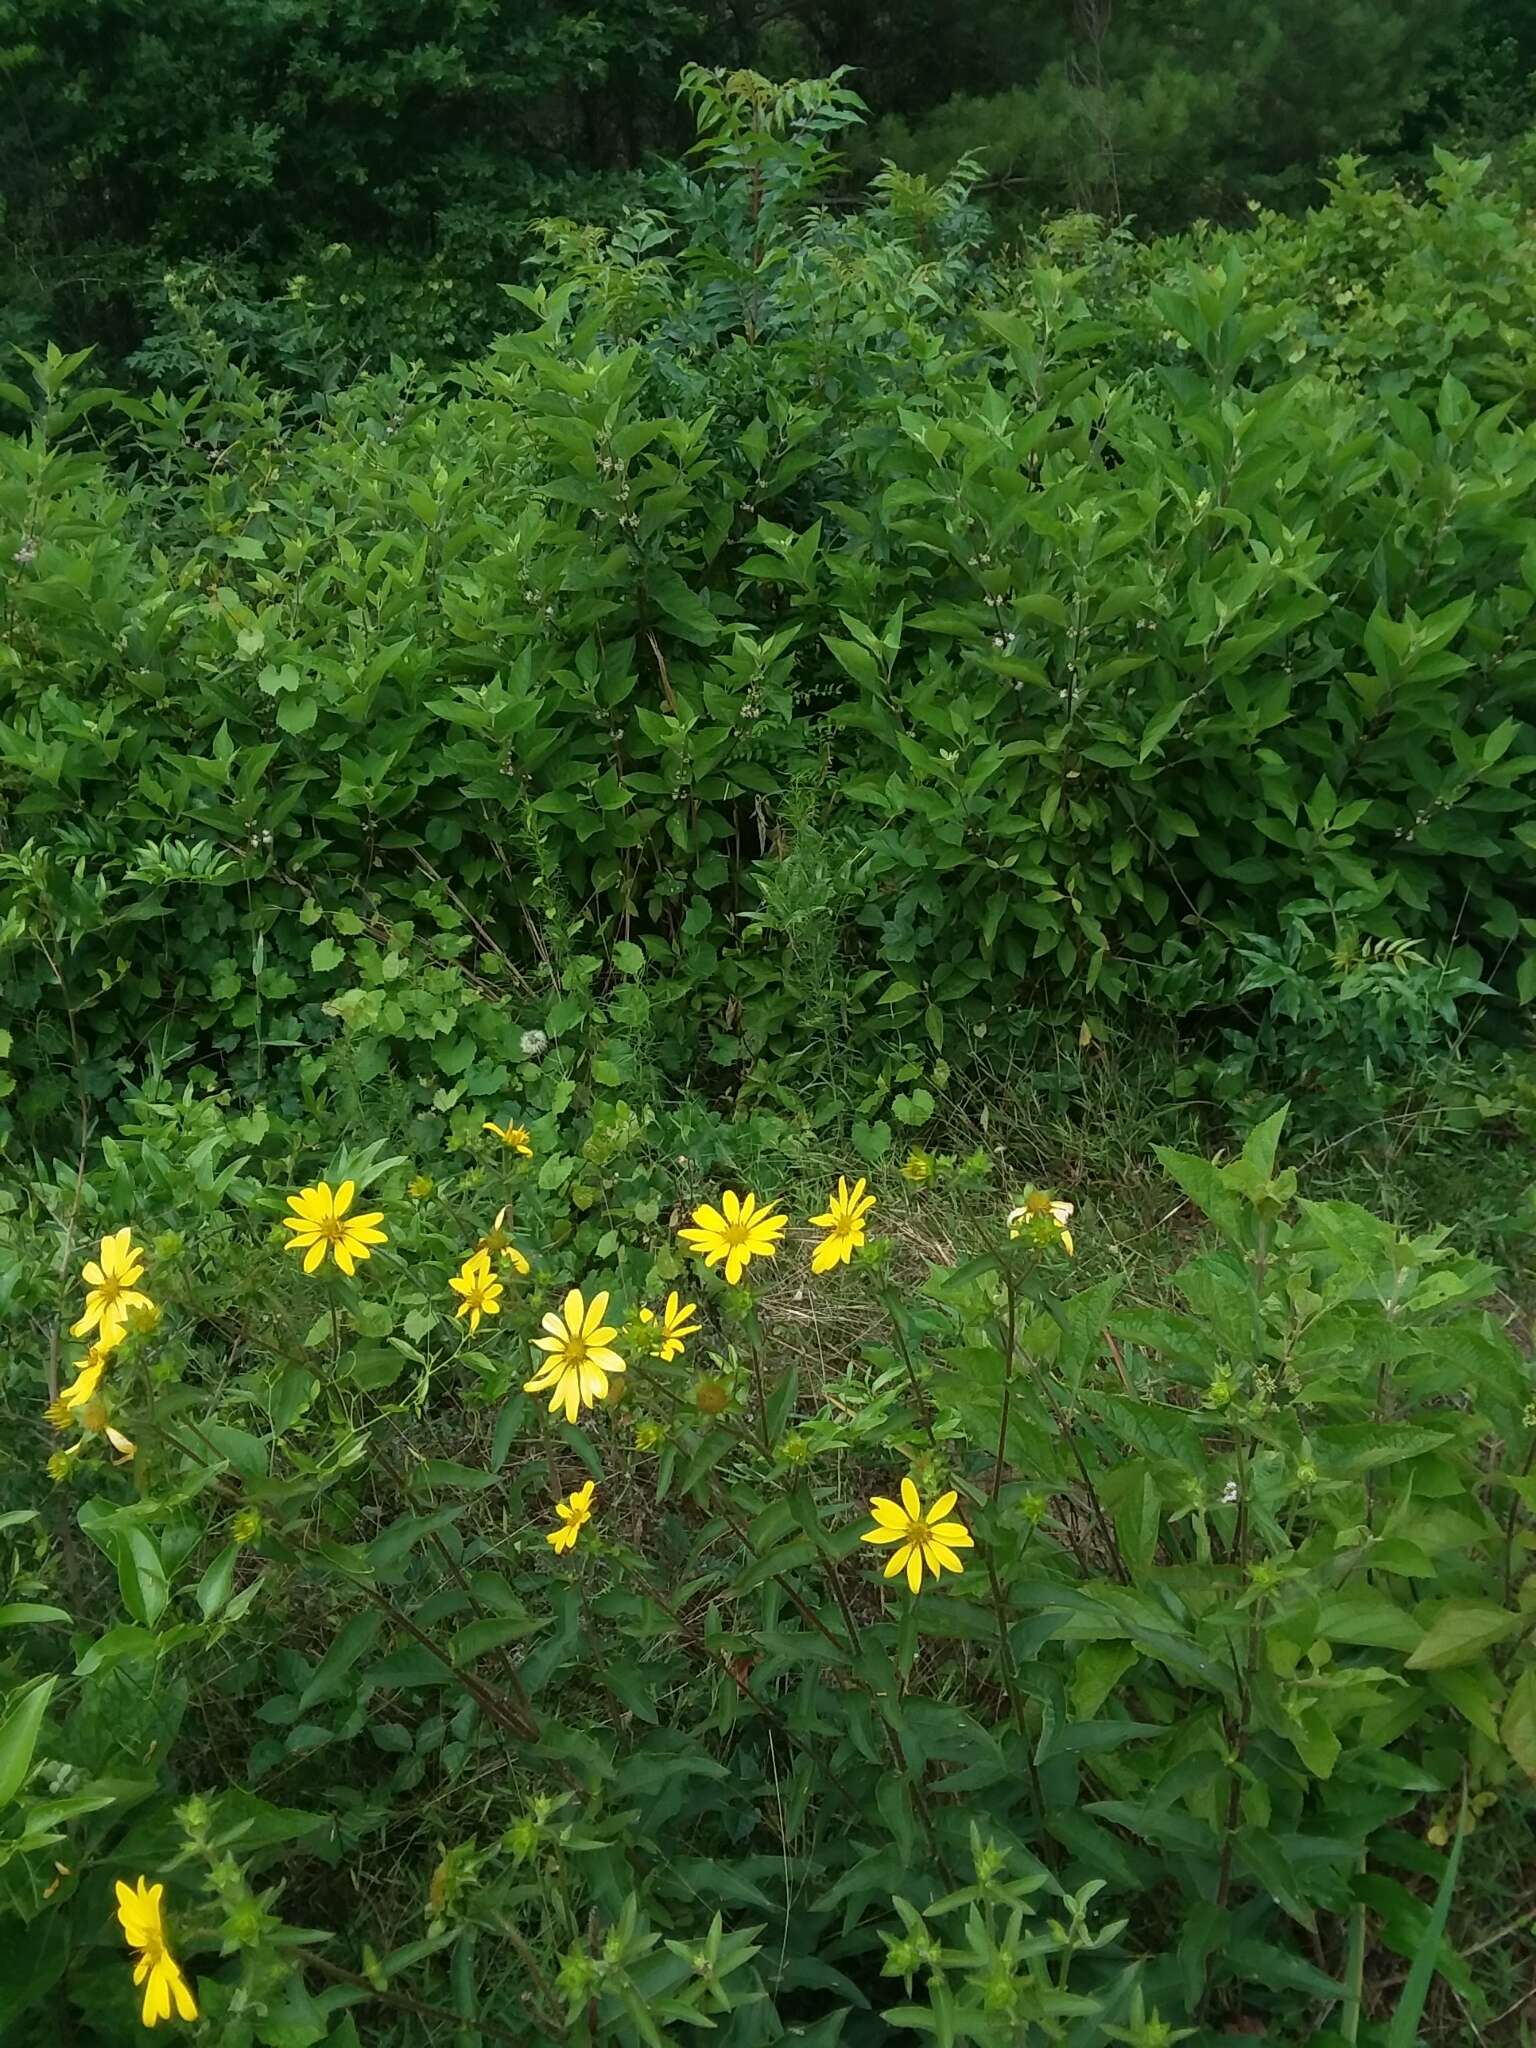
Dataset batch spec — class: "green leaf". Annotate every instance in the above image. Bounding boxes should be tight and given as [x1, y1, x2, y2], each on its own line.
[0, 1677, 55, 1808]
[196, 1544, 238, 1621]
[276, 692, 318, 734]
[0, 1605, 70, 1630]
[309, 938, 344, 972]
[1405, 1603, 1518, 1671]
[299, 1610, 383, 1709]
[117, 1529, 169, 1629]
[1500, 1669, 1536, 1777]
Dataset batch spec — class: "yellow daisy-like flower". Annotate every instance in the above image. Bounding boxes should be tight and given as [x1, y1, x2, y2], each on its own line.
[71, 1229, 153, 1350]
[44, 1349, 110, 1430]
[479, 1206, 532, 1275]
[809, 1176, 876, 1274]
[449, 1249, 503, 1332]
[280, 1180, 388, 1276]
[546, 1479, 596, 1555]
[523, 1288, 626, 1424]
[1007, 1191, 1075, 1257]
[484, 1119, 533, 1158]
[860, 1478, 974, 1595]
[115, 1875, 198, 2027]
[678, 1190, 786, 1286]
[638, 1291, 700, 1362]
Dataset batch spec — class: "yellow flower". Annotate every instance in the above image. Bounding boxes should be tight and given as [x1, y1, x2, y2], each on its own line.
[71, 1229, 153, 1349]
[484, 1119, 533, 1157]
[546, 1479, 596, 1555]
[115, 1875, 198, 2027]
[479, 1206, 531, 1275]
[678, 1190, 786, 1285]
[1007, 1191, 1075, 1257]
[408, 1174, 435, 1200]
[449, 1249, 503, 1332]
[638, 1291, 700, 1361]
[860, 1477, 974, 1595]
[281, 1180, 388, 1276]
[900, 1150, 934, 1185]
[809, 1176, 876, 1273]
[45, 1352, 108, 1431]
[523, 1288, 626, 1424]
[70, 1393, 136, 1463]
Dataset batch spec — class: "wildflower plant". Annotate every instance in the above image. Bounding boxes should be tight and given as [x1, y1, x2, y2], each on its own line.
[3, 1099, 1535, 2044]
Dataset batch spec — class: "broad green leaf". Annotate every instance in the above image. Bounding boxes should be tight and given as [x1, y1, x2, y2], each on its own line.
[0, 1678, 55, 1808]
[1406, 1603, 1518, 1671]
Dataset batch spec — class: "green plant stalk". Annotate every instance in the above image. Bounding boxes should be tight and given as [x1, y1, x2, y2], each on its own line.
[879, 1289, 936, 1444]
[982, 1547, 1049, 1851]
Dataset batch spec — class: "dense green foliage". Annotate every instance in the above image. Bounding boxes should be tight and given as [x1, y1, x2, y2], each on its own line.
[4, 0, 1536, 373]
[4, 87, 1535, 1160]
[4, 67, 1536, 2048]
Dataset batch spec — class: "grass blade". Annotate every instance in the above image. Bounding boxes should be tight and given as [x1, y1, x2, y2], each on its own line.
[1385, 1787, 1468, 2048]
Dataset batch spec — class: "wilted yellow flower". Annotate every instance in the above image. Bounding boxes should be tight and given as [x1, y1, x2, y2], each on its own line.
[899, 1150, 934, 1185]
[694, 1378, 730, 1416]
[860, 1478, 974, 1595]
[523, 1288, 626, 1424]
[546, 1480, 596, 1555]
[449, 1249, 503, 1333]
[633, 1420, 666, 1451]
[115, 1875, 198, 2026]
[231, 1508, 263, 1545]
[479, 1206, 531, 1275]
[638, 1292, 700, 1361]
[408, 1174, 435, 1200]
[1007, 1191, 1074, 1257]
[809, 1176, 876, 1273]
[678, 1190, 786, 1285]
[71, 1393, 136, 1463]
[483, 1119, 533, 1157]
[281, 1179, 387, 1276]
[72, 1229, 152, 1350]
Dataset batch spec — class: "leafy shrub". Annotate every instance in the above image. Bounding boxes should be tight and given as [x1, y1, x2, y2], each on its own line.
[4, 85, 1536, 1159]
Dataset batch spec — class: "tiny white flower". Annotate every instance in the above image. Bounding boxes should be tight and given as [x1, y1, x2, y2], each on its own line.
[520, 1028, 550, 1059]
[1221, 1480, 1239, 1506]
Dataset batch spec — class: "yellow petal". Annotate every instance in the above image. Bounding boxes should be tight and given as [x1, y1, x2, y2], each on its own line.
[332, 1180, 356, 1217]
[925, 1541, 967, 1574]
[905, 1547, 924, 1595]
[928, 1491, 958, 1522]
[303, 1237, 328, 1274]
[582, 1292, 611, 1335]
[884, 1543, 913, 1580]
[333, 1242, 356, 1277]
[900, 1476, 922, 1521]
[861, 1525, 906, 1545]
